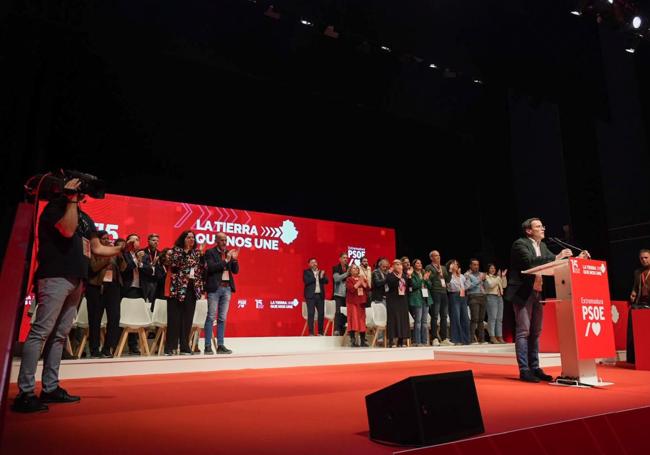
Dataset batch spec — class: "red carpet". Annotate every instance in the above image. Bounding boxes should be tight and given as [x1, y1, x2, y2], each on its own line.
[3, 360, 650, 454]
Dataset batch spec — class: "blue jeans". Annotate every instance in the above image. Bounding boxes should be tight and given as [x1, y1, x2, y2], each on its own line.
[206, 287, 232, 348]
[514, 291, 543, 372]
[449, 292, 470, 344]
[430, 292, 449, 341]
[486, 294, 504, 337]
[412, 304, 429, 344]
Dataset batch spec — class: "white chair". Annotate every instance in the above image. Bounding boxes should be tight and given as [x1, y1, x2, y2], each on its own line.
[340, 306, 349, 346]
[74, 298, 90, 358]
[190, 299, 209, 352]
[323, 299, 336, 336]
[301, 301, 319, 336]
[115, 298, 153, 357]
[150, 299, 168, 355]
[370, 303, 387, 348]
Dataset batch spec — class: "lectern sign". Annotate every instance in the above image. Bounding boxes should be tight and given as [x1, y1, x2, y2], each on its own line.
[570, 258, 616, 359]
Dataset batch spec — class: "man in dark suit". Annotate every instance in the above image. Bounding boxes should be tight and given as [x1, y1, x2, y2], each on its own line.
[303, 258, 329, 335]
[505, 217, 587, 383]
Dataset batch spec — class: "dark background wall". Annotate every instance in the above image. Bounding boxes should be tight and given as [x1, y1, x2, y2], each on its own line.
[2, 0, 649, 299]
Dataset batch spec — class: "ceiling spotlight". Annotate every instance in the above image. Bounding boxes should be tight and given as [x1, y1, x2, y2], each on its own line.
[632, 16, 642, 29]
[625, 47, 636, 53]
[570, 10, 582, 16]
[380, 46, 391, 52]
[300, 19, 313, 27]
[473, 79, 483, 84]
[607, 0, 613, 4]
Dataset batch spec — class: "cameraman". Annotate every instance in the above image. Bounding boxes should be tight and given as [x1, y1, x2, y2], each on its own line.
[13, 178, 124, 413]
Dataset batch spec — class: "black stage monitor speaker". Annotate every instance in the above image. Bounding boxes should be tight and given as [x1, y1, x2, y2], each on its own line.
[365, 370, 484, 446]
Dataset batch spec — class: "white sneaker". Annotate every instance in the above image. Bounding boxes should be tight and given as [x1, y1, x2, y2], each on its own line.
[432, 339, 440, 346]
[441, 339, 453, 346]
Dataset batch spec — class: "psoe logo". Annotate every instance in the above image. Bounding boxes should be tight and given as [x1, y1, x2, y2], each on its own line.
[237, 299, 247, 309]
[255, 299, 264, 309]
[348, 246, 366, 266]
[270, 298, 301, 309]
[571, 259, 580, 274]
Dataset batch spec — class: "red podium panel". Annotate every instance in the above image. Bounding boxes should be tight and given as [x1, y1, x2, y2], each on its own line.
[632, 309, 650, 371]
[569, 258, 616, 360]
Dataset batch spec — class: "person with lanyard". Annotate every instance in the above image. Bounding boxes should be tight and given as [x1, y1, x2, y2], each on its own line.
[165, 230, 206, 356]
[446, 259, 471, 346]
[204, 232, 239, 354]
[13, 178, 124, 413]
[87, 231, 127, 358]
[345, 264, 370, 347]
[484, 264, 508, 344]
[141, 233, 162, 310]
[425, 250, 452, 346]
[385, 259, 411, 347]
[627, 249, 650, 365]
[409, 259, 432, 346]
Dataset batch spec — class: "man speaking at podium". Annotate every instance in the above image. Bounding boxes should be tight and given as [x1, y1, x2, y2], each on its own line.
[505, 218, 589, 383]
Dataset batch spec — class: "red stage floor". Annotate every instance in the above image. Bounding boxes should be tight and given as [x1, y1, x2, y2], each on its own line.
[3, 360, 650, 454]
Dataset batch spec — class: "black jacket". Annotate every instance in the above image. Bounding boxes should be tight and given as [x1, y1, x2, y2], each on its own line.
[120, 251, 141, 290]
[303, 268, 329, 300]
[205, 247, 240, 293]
[141, 248, 165, 282]
[504, 237, 556, 306]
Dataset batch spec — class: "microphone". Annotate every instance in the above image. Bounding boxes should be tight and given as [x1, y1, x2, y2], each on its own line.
[548, 237, 591, 259]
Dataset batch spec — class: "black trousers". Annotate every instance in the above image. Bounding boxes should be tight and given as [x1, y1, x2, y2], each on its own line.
[86, 283, 121, 354]
[166, 282, 197, 353]
[122, 286, 143, 351]
[334, 295, 347, 334]
[626, 304, 648, 364]
[306, 294, 324, 335]
[141, 279, 158, 309]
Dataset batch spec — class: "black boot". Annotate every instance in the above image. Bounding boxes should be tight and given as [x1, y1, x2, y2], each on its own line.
[359, 332, 368, 347]
[349, 331, 358, 347]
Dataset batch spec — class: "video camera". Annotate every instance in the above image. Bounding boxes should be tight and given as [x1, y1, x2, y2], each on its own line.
[24, 169, 106, 201]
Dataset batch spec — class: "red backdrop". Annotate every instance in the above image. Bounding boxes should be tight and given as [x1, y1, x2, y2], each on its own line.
[21, 194, 395, 338]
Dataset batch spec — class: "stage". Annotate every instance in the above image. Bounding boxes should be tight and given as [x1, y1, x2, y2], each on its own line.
[3, 338, 646, 454]
[8, 337, 627, 382]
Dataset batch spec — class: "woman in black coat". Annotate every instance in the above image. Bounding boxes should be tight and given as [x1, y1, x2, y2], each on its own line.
[385, 259, 412, 347]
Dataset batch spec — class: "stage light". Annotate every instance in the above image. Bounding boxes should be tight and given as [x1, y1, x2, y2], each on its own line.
[607, 0, 613, 4]
[570, 10, 582, 16]
[473, 79, 483, 84]
[632, 16, 642, 29]
[625, 47, 636, 53]
[429, 63, 438, 69]
[300, 19, 313, 27]
[380, 45, 391, 52]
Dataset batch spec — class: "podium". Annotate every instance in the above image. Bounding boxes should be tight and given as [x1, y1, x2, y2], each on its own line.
[522, 258, 616, 386]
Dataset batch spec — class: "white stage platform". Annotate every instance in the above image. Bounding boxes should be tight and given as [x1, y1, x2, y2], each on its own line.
[9, 337, 626, 382]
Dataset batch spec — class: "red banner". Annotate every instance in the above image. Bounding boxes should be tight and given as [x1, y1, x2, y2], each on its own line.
[21, 194, 395, 338]
[569, 258, 616, 359]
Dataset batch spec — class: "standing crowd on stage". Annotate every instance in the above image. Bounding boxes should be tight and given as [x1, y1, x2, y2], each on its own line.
[303, 251, 508, 348]
[11, 180, 649, 414]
